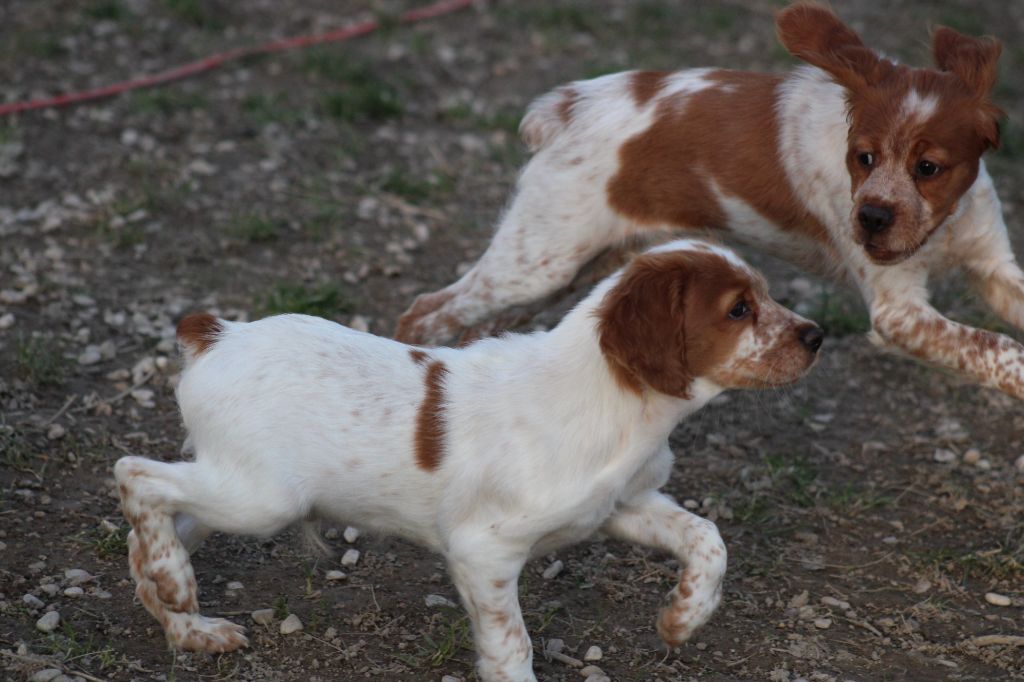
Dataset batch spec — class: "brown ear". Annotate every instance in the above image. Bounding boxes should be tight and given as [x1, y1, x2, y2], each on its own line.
[597, 253, 692, 398]
[933, 26, 1003, 150]
[775, 3, 880, 93]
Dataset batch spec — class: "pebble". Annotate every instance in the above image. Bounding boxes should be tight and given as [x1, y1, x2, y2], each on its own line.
[962, 448, 981, 465]
[36, 610, 61, 632]
[584, 645, 602, 661]
[0, 312, 14, 329]
[425, 594, 458, 609]
[933, 448, 957, 463]
[542, 560, 564, 580]
[579, 665, 605, 677]
[348, 316, 370, 333]
[1016, 454, 1024, 473]
[340, 548, 360, 567]
[64, 568, 93, 585]
[813, 617, 832, 629]
[226, 581, 244, 591]
[46, 424, 66, 441]
[441, 676, 461, 682]
[279, 613, 303, 634]
[77, 346, 102, 365]
[131, 388, 155, 407]
[39, 584, 59, 596]
[820, 596, 850, 610]
[251, 608, 275, 625]
[100, 519, 119, 534]
[683, 498, 699, 510]
[325, 570, 346, 581]
[324, 527, 339, 540]
[985, 592, 1011, 607]
[585, 675, 610, 682]
[544, 638, 564, 654]
[23, 593, 45, 609]
[343, 526, 360, 544]
[63, 586, 84, 598]
[788, 590, 809, 609]
[29, 670, 63, 682]
[976, 458, 992, 470]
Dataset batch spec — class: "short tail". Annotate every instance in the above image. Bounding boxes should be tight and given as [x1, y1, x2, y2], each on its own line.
[519, 84, 578, 152]
[176, 312, 224, 362]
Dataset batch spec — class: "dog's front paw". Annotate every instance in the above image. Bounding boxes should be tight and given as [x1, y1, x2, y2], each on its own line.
[166, 612, 249, 653]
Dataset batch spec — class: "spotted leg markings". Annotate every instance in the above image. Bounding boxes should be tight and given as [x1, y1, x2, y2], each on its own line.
[116, 456, 248, 653]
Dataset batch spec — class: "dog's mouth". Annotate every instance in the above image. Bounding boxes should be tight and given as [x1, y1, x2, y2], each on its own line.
[863, 242, 915, 265]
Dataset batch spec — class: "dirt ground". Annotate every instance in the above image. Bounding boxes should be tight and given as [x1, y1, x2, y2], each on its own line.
[1, 1, 1023, 680]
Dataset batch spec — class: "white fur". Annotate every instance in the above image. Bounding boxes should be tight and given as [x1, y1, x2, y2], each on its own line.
[113, 240, 819, 681]
[397, 63, 1024, 400]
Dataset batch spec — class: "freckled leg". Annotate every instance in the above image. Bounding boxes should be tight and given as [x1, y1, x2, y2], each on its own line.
[969, 257, 1024, 331]
[601, 490, 727, 647]
[115, 456, 249, 653]
[446, 537, 534, 682]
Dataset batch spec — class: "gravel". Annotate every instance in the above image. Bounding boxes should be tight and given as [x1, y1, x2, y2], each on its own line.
[35, 610, 60, 633]
[279, 613, 303, 634]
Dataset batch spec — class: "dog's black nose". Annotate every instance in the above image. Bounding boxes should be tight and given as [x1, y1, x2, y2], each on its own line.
[799, 325, 824, 353]
[858, 204, 894, 234]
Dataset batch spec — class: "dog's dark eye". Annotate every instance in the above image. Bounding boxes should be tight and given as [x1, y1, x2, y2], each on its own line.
[916, 160, 940, 177]
[857, 152, 875, 168]
[728, 301, 751, 320]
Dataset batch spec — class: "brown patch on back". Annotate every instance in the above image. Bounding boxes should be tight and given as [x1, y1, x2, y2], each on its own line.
[414, 360, 449, 471]
[409, 349, 430, 366]
[597, 250, 750, 398]
[607, 70, 829, 246]
[630, 70, 668, 107]
[176, 313, 223, 357]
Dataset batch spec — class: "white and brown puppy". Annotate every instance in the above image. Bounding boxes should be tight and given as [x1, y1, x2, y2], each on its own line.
[395, 3, 1024, 401]
[115, 240, 822, 681]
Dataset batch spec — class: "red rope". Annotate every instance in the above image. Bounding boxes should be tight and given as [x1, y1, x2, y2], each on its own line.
[0, 0, 473, 117]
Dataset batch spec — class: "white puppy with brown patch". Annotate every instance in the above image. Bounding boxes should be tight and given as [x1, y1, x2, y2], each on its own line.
[115, 240, 822, 681]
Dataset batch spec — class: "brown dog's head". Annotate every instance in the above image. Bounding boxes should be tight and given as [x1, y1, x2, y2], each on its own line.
[777, 3, 1003, 264]
[597, 241, 822, 399]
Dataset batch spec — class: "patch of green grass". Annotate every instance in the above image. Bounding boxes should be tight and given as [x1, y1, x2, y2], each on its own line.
[94, 526, 129, 559]
[380, 169, 454, 202]
[227, 213, 280, 243]
[164, 0, 224, 30]
[319, 63, 403, 123]
[938, 9, 987, 37]
[922, 544, 1024, 583]
[734, 496, 774, 524]
[273, 595, 289, 620]
[15, 334, 67, 388]
[42, 623, 115, 670]
[27, 35, 69, 59]
[498, 4, 600, 34]
[814, 289, 869, 337]
[825, 484, 891, 514]
[765, 453, 817, 507]
[0, 426, 32, 470]
[262, 282, 354, 318]
[85, 0, 127, 21]
[241, 93, 302, 126]
[419, 611, 473, 668]
[130, 89, 207, 115]
[693, 6, 737, 34]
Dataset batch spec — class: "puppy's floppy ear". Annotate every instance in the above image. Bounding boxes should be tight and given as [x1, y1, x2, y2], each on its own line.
[933, 26, 1003, 149]
[775, 3, 881, 93]
[597, 252, 693, 398]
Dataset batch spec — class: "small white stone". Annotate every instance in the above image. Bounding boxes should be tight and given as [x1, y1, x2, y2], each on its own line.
[544, 638, 564, 654]
[324, 527, 339, 540]
[1015, 454, 1024, 473]
[77, 346, 102, 365]
[36, 610, 61, 632]
[131, 388, 155, 407]
[962, 448, 981, 465]
[251, 608, 275, 625]
[100, 519, 119, 534]
[325, 570, 346, 581]
[441, 676, 461, 682]
[343, 526, 360, 544]
[425, 594, 457, 609]
[341, 548, 360, 567]
[976, 458, 992, 470]
[579, 665, 605, 677]
[280, 613, 303, 634]
[788, 590, 809, 609]
[46, 424, 66, 441]
[0, 312, 14, 330]
[542, 559, 564, 580]
[23, 593, 45, 609]
[29, 669, 63, 682]
[226, 581, 244, 591]
[985, 592, 1011, 607]
[348, 316, 370, 333]
[584, 675, 610, 682]
[683, 499, 699, 510]
[39, 583, 59, 596]
[813, 617, 832, 629]
[820, 596, 850, 610]
[584, 645, 602, 661]
[64, 568, 92, 585]
[63, 586, 84, 598]
[933, 448, 957, 463]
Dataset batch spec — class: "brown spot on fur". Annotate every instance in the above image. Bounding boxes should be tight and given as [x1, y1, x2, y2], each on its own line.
[414, 360, 448, 471]
[630, 70, 668, 106]
[177, 313, 223, 357]
[492, 579, 508, 590]
[597, 250, 749, 398]
[409, 349, 430, 366]
[557, 87, 577, 124]
[608, 70, 830, 247]
[677, 581, 693, 599]
[395, 289, 455, 344]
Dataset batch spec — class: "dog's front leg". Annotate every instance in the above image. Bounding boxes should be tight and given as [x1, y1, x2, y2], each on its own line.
[869, 265, 1024, 399]
[602, 490, 727, 647]
[447, 534, 534, 682]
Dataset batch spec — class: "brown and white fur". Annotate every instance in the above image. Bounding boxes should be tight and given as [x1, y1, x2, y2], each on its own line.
[395, 3, 1024, 401]
[115, 240, 822, 681]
